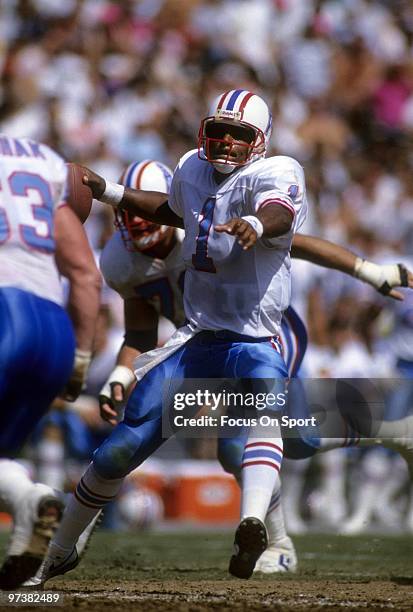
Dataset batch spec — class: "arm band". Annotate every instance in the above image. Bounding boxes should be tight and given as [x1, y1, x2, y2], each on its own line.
[100, 181, 125, 206]
[124, 328, 158, 353]
[241, 215, 264, 238]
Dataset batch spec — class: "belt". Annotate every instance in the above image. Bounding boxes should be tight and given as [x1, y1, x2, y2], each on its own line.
[196, 330, 277, 344]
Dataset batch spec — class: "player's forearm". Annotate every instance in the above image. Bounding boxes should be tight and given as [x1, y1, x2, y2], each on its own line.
[66, 274, 101, 351]
[291, 234, 356, 274]
[118, 189, 182, 226]
[81, 167, 184, 228]
[116, 343, 142, 370]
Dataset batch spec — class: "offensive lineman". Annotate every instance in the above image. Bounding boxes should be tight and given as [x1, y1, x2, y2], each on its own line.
[0, 134, 101, 588]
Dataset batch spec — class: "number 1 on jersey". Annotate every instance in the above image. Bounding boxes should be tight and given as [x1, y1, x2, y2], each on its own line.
[192, 196, 216, 273]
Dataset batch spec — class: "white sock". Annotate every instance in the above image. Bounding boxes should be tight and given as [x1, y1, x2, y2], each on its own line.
[241, 435, 283, 522]
[265, 482, 289, 547]
[51, 463, 123, 554]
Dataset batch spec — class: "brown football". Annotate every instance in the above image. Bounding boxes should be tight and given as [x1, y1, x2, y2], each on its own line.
[65, 162, 93, 223]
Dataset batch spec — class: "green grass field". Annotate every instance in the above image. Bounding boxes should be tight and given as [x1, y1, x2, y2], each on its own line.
[1, 530, 412, 610]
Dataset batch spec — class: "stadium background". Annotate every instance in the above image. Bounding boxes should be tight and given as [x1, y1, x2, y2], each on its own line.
[1, 1, 413, 609]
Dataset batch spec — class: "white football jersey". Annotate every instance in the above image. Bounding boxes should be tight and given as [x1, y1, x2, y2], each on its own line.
[169, 150, 308, 337]
[0, 135, 67, 304]
[100, 230, 186, 327]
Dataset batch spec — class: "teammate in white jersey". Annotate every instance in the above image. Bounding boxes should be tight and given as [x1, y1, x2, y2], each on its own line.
[98, 160, 183, 425]
[32, 91, 413, 585]
[0, 135, 101, 588]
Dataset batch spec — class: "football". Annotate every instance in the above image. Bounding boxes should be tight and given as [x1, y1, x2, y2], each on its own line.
[65, 162, 93, 223]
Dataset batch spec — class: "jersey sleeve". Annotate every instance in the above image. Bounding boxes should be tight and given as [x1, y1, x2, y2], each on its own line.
[253, 156, 307, 232]
[99, 233, 137, 300]
[167, 171, 182, 217]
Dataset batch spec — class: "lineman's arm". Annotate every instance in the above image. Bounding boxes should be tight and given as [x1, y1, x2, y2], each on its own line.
[54, 205, 102, 400]
[82, 167, 184, 228]
[291, 233, 413, 300]
[98, 297, 158, 426]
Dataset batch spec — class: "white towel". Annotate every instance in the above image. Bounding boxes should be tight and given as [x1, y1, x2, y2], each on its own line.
[133, 324, 198, 381]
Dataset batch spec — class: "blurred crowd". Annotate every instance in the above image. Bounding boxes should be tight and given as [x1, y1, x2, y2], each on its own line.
[1, 0, 413, 533]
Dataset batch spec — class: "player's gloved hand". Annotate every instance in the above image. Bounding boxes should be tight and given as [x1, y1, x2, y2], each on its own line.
[354, 258, 413, 300]
[215, 216, 263, 250]
[62, 348, 92, 402]
[99, 365, 136, 426]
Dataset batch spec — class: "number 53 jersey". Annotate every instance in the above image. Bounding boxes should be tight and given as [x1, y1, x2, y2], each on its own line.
[168, 150, 308, 337]
[0, 135, 67, 305]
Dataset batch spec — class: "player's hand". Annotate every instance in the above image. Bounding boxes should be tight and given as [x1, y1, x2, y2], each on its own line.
[98, 366, 136, 426]
[61, 349, 92, 402]
[214, 218, 258, 250]
[387, 264, 413, 300]
[355, 260, 413, 301]
[81, 167, 106, 200]
[98, 390, 124, 427]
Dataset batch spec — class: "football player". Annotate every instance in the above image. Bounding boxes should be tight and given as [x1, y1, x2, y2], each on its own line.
[31, 90, 413, 585]
[97, 159, 412, 574]
[0, 135, 101, 588]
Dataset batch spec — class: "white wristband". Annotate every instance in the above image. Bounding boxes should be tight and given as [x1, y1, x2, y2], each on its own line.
[99, 365, 136, 399]
[100, 181, 125, 207]
[241, 215, 264, 238]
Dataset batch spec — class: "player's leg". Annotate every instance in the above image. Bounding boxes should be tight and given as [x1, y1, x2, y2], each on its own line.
[27, 338, 210, 586]
[224, 339, 288, 578]
[0, 289, 75, 588]
[218, 435, 297, 574]
[0, 288, 75, 455]
[0, 460, 64, 590]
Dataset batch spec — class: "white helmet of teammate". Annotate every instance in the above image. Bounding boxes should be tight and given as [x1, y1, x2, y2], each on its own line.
[116, 160, 173, 252]
[198, 89, 272, 173]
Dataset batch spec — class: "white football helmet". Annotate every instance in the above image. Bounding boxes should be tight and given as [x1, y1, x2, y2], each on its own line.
[198, 89, 272, 173]
[116, 160, 173, 252]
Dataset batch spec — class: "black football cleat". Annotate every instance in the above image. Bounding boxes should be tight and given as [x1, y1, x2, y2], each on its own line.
[229, 516, 268, 579]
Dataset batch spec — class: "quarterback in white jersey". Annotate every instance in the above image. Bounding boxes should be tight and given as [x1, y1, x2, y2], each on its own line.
[33, 91, 413, 587]
[36, 90, 309, 583]
[169, 151, 307, 336]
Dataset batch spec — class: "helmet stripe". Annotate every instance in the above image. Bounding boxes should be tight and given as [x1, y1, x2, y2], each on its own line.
[217, 90, 231, 110]
[226, 89, 245, 110]
[124, 161, 141, 187]
[135, 159, 153, 189]
[238, 91, 254, 114]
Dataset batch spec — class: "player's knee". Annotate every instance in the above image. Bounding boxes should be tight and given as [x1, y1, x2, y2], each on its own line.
[217, 439, 243, 477]
[92, 431, 144, 479]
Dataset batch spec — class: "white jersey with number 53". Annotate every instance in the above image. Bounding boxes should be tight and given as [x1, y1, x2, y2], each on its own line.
[0, 135, 67, 305]
[168, 150, 308, 337]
